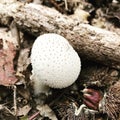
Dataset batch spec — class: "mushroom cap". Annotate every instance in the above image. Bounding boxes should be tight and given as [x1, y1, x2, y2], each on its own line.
[31, 33, 81, 88]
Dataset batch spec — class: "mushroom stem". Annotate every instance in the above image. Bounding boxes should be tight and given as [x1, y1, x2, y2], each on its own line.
[31, 73, 50, 96]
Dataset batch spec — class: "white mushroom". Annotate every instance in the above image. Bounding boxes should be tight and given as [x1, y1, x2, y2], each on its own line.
[31, 33, 81, 95]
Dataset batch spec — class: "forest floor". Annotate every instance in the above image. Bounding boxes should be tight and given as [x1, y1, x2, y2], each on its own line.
[0, 0, 120, 120]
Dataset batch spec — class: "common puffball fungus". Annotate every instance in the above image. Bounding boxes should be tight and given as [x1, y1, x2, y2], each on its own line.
[31, 33, 81, 95]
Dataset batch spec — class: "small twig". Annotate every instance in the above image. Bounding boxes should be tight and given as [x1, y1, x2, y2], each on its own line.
[29, 111, 40, 120]
[13, 85, 17, 115]
[73, 104, 87, 116]
[10, 21, 20, 49]
[64, 0, 68, 10]
[0, 104, 14, 115]
[49, 0, 66, 14]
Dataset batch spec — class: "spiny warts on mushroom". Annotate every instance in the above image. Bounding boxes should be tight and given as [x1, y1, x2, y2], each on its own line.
[31, 33, 81, 95]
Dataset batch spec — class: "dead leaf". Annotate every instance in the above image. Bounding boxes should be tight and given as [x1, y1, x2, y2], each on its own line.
[17, 105, 31, 116]
[0, 39, 17, 86]
[16, 48, 30, 76]
[37, 104, 58, 120]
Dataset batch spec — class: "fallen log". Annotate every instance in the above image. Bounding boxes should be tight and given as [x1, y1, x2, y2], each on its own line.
[0, 2, 120, 69]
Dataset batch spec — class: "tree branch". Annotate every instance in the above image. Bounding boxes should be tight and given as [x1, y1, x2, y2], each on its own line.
[0, 2, 120, 69]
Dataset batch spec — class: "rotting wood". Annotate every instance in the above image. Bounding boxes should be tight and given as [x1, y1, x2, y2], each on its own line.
[0, 2, 120, 69]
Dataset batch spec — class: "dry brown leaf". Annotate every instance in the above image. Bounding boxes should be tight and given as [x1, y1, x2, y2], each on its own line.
[17, 105, 31, 116]
[37, 104, 58, 120]
[0, 39, 17, 86]
[16, 48, 30, 76]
